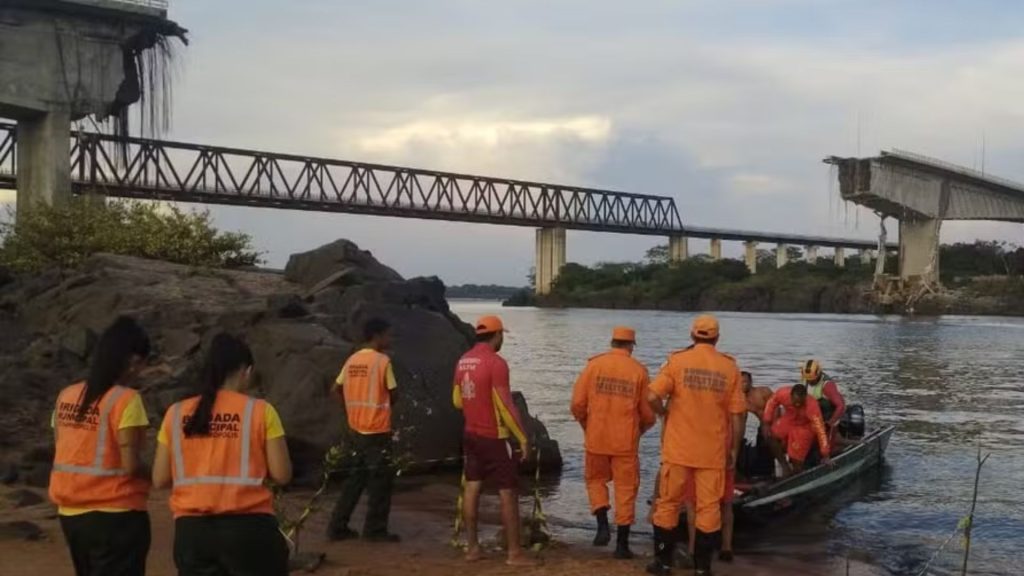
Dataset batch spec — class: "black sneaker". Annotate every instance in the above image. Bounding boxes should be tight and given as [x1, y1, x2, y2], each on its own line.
[613, 545, 634, 560]
[326, 527, 359, 541]
[719, 550, 734, 562]
[362, 532, 401, 543]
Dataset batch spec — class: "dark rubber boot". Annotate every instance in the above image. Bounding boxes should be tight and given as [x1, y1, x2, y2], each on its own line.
[694, 530, 721, 576]
[645, 526, 674, 576]
[613, 525, 633, 559]
[593, 507, 611, 546]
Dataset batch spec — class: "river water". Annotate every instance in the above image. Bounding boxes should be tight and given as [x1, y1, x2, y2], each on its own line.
[449, 301, 1024, 576]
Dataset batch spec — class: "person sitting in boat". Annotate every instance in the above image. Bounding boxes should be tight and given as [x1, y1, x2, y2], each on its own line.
[762, 384, 830, 476]
[800, 360, 846, 439]
[743, 371, 773, 424]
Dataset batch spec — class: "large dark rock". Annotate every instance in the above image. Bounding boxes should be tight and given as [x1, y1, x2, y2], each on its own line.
[284, 239, 403, 289]
[0, 242, 562, 486]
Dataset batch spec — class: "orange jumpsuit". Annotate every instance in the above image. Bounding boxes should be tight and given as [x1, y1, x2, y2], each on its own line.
[650, 344, 745, 534]
[571, 348, 655, 526]
[763, 386, 830, 463]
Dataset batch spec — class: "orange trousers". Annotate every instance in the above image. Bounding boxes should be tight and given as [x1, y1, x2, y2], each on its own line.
[652, 463, 724, 533]
[584, 452, 640, 526]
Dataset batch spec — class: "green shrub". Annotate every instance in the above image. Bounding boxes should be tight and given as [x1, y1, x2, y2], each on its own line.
[0, 198, 261, 272]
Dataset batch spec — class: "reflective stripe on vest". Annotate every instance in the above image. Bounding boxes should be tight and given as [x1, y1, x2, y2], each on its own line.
[344, 352, 391, 411]
[171, 397, 263, 487]
[52, 387, 128, 477]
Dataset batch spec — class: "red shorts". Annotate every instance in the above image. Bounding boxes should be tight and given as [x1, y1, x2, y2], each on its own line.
[771, 417, 816, 463]
[683, 468, 736, 504]
[463, 433, 518, 490]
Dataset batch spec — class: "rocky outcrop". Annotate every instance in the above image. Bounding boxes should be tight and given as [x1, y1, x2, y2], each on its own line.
[0, 242, 561, 486]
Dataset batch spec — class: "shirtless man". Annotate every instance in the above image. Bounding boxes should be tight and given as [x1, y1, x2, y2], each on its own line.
[743, 371, 774, 424]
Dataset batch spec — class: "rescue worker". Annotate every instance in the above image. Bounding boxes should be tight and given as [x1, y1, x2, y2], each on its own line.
[152, 333, 293, 576]
[679, 371, 775, 566]
[647, 315, 746, 576]
[50, 316, 153, 576]
[327, 318, 401, 542]
[453, 315, 535, 566]
[570, 326, 656, 559]
[762, 383, 831, 476]
[801, 360, 846, 437]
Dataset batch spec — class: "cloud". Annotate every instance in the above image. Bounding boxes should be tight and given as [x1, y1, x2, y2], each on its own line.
[66, 0, 1024, 283]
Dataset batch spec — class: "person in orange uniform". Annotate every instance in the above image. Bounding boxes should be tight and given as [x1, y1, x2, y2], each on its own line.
[762, 383, 830, 476]
[647, 315, 745, 576]
[570, 326, 655, 559]
[327, 317, 401, 542]
[153, 333, 293, 576]
[50, 316, 153, 576]
[800, 360, 846, 439]
[453, 315, 534, 566]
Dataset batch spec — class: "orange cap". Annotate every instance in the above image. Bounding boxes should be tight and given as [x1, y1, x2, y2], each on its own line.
[611, 326, 636, 342]
[474, 315, 506, 335]
[690, 314, 720, 340]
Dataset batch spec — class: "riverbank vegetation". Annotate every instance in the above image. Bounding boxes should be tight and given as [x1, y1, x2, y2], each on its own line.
[505, 241, 1024, 315]
[0, 198, 260, 272]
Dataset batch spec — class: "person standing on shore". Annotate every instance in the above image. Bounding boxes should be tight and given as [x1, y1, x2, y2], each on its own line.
[327, 318, 401, 542]
[152, 333, 293, 576]
[50, 316, 154, 576]
[646, 315, 746, 576]
[453, 315, 535, 566]
[570, 326, 656, 559]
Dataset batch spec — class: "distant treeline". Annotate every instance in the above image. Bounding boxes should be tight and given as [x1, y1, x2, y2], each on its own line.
[446, 283, 526, 300]
[501, 241, 1024, 314]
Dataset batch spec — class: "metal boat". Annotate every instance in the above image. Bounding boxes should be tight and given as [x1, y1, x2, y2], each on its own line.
[734, 424, 895, 522]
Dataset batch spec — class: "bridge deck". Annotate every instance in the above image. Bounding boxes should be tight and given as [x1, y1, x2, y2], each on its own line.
[0, 122, 889, 250]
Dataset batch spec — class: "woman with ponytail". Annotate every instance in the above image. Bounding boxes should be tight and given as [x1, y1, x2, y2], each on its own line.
[50, 315, 154, 576]
[153, 332, 292, 576]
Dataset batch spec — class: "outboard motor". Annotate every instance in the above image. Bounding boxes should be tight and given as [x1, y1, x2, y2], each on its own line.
[839, 404, 865, 438]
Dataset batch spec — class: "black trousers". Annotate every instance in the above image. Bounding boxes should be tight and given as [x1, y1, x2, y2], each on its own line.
[328, 432, 394, 536]
[59, 510, 151, 576]
[173, 514, 288, 576]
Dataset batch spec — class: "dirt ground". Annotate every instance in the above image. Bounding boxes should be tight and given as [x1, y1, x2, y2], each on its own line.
[0, 480, 885, 576]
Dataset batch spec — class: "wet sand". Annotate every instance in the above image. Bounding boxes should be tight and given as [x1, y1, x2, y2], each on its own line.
[0, 480, 884, 576]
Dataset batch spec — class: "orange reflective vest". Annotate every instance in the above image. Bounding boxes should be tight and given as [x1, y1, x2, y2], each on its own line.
[340, 349, 392, 434]
[49, 382, 149, 511]
[165, 390, 272, 518]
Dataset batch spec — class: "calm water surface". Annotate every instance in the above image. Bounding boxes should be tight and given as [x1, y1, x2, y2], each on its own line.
[449, 302, 1024, 576]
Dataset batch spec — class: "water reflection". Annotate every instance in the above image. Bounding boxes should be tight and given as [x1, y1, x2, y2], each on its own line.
[449, 302, 1024, 574]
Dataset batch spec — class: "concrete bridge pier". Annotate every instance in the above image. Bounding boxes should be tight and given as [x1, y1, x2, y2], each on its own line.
[0, 1, 185, 212]
[743, 241, 757, 273]
[859, 248, 873, 266]
[899, 218, 941, 285]
[835, 247, 846, 268]
[776, 244, 788, 268]
[668, 235, 689, 262]
[710, 238, 723, 261]
[806, 245, 819, 263]
[535, 227, 566, 294]
[15, 110, 71, 208]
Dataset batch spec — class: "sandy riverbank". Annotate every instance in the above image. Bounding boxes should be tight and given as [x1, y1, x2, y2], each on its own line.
[0, 479, 885, 576]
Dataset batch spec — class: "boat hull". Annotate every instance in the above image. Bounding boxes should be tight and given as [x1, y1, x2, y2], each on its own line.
[734, 425, 895, 523]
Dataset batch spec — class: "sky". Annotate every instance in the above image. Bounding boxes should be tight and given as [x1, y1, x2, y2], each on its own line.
[5, 0, 1024, 285]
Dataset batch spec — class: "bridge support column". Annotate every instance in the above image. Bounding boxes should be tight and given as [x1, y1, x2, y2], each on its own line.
[776, 244, 788, 269]
[15, 111, 72, 209]
[859, 249, 873, 266]
[899, 218, 940, 285]
[744, 241, 758, 274]
[668, 235, 689, 262]
[835, 247, 846, 268]
[710, 238, 722, 261]
[805, 245, 819, 263]
[535, 227, 566, 295]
